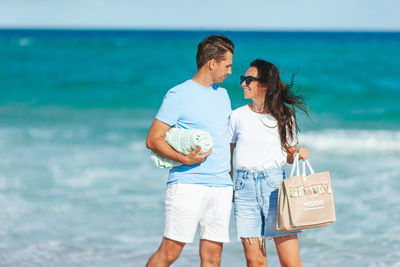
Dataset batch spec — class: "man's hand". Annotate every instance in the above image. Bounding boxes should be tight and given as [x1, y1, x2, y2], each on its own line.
[180, 146, 212, 165]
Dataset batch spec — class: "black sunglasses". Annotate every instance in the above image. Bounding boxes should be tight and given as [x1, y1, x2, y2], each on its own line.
[240, 75, 261, 85]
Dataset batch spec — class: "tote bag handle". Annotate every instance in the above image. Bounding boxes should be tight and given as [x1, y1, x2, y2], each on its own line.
[289, 154, 315, 181]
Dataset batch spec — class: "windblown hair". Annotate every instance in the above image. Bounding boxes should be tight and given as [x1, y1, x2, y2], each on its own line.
[196, 35, 234, 69]
[250, 59, 310, 149]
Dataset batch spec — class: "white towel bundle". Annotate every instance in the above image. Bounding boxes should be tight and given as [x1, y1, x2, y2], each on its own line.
[151, 128, 213, 168]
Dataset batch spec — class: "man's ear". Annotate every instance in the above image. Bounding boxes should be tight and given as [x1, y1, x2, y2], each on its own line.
[208, 59, 216, 71]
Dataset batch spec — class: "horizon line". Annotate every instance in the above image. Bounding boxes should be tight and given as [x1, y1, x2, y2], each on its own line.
[1, 26, 400, 33]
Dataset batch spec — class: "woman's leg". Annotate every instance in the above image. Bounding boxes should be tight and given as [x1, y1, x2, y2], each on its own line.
[234, 171, 265, 266]
[273, 235, 302, 267]
[241, 237, 267, 267]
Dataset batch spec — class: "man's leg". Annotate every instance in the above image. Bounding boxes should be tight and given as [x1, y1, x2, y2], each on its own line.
[199, 239, 223, 267]
[198, 186, 233, 267]
[146, 237, 185, 267]
[147, 183, 204, 266]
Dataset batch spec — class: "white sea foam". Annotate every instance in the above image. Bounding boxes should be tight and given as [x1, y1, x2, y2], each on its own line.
[18, 38, 32, 47]
[299, 129, 400, 153]
[129, 141, 147, 152]
[28, 128, 55, 139]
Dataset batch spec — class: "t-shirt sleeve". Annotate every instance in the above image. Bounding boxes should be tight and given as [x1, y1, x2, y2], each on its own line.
[155, 88, 182, 126]
[229, 111, 238, 144]
[226, 90, 232, 114]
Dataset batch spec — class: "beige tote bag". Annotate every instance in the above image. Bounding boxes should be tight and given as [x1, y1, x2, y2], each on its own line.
[277, 155, 336, 231]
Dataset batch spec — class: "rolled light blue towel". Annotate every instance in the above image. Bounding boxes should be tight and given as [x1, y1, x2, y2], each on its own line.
[151, 128, 213, 168]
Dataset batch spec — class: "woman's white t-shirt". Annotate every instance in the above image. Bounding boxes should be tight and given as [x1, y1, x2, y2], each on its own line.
[229, 105, 297, 172]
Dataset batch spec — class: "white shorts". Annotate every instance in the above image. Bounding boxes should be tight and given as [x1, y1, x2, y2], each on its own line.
[164, 183, 233, 244]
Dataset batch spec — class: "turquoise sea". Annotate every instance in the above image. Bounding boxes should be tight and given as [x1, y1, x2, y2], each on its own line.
[1, 30, 400, 266]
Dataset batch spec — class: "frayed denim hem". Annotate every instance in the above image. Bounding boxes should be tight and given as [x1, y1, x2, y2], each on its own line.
[264, 231, 303, 240]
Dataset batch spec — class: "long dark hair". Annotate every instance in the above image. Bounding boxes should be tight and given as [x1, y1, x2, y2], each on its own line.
[250, 59, 310, 149]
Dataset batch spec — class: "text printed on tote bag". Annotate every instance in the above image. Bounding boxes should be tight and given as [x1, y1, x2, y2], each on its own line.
[303, 199, 325, 210]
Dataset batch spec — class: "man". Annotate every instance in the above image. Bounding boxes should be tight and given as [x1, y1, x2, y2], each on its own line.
[146, 35, 234, 267]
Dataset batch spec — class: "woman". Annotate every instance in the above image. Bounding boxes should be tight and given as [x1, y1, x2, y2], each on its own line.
[229, 59, 310, 267]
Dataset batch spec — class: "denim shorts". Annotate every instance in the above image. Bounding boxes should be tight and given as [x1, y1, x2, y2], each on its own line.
[234, 168, 301, 239]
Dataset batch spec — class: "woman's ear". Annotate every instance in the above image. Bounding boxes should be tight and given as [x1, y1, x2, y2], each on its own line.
[259, 83, 268, 92]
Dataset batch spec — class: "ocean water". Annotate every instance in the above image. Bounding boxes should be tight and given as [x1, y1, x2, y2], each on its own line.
[0, 29, 400, 266]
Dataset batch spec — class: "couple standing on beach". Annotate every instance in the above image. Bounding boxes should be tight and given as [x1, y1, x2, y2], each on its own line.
[146, 35, 310, 267]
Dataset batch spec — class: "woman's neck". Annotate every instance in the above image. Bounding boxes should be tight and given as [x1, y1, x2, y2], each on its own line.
[249, 98, 268, 114]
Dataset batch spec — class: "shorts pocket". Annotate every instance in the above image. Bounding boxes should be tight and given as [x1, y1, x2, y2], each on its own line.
[266, 173, 283, 188]
[235, 174, 245, 191]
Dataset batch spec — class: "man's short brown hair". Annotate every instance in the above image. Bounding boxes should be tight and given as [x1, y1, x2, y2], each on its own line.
[196, 35, 234, 70]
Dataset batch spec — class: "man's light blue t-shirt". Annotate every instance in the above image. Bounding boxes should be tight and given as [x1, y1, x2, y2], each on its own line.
[156, 79, 232, 186]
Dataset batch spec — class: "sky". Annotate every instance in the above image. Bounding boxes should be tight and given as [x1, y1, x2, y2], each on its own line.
[0, 0, 399, 31]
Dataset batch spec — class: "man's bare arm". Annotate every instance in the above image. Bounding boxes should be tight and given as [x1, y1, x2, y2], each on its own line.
[146, 119, 212, 165]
